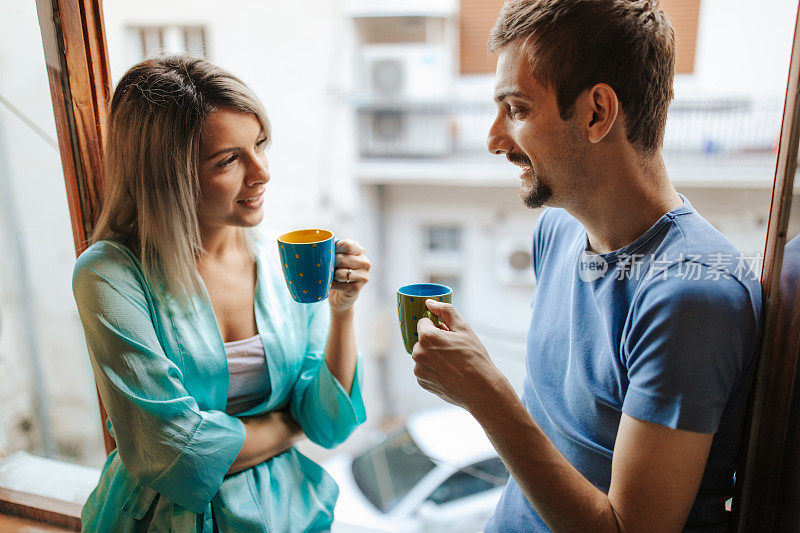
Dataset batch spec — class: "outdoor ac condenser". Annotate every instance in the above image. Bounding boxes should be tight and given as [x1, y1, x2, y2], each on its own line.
[495, 236, 535, 286]
[358, 44, 452, 157]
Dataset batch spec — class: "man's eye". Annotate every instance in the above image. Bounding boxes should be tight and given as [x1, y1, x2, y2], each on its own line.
[508, 106, 524, 118]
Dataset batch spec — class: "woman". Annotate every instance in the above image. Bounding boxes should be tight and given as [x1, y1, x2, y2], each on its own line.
[73, 56, 370, 532]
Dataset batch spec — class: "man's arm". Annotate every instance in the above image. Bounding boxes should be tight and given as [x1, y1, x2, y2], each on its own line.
[413, 300, 713, 533]
[470, 380, 712, 532]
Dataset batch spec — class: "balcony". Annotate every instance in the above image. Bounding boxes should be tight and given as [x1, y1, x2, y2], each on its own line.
[355, 98, 783, 188]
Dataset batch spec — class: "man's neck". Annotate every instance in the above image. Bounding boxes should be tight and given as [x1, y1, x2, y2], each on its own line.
[566, 151, 683, 254]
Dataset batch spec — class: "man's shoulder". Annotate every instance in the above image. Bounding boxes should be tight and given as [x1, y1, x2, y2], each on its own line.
[649, 210, 762, 312]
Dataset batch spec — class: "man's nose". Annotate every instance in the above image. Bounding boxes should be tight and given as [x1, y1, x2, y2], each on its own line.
[487, 115, 513, 155]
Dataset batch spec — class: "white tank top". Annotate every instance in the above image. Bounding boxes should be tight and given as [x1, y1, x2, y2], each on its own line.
[223, 333, 270, 415]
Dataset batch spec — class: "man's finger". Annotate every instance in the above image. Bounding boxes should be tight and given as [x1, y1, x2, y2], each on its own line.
[425, 299, 468, 332]
[416, 316, 436, 335]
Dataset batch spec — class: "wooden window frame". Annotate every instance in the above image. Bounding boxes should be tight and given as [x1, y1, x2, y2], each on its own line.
[2, 0, 800, 529]
[735, 3, 800, 530]
[0, 0, 111, 528]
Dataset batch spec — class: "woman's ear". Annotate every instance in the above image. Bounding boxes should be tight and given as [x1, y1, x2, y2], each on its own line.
[580, 83, 619, 145]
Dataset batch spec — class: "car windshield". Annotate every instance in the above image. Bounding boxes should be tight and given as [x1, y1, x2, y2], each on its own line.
[352, 428, 437, 513]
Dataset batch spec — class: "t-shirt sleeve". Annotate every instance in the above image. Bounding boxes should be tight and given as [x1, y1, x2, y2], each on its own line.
[621, 263, 758, 433]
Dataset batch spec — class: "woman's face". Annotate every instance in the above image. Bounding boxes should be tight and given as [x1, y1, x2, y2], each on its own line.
[197, 109, 270, 231]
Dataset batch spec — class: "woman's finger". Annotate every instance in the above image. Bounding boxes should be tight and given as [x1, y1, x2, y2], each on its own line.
[333, 268, 368, 284]
[335, 239, 366, 255]
[334, 254, 371, 270]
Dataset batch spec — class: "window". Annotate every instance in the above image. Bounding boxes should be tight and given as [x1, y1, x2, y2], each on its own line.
[129, 25, 208, 61]
[351, 428, 437, 513]
[427, 457, 510, 505]
[0, 0, 103, 469]
[425, 225, 462, 253]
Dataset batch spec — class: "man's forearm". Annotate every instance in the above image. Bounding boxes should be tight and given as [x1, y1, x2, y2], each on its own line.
[468, 381, 621, 533]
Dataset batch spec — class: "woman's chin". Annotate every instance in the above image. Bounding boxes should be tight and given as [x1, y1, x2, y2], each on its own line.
[231, 210, 264, 228]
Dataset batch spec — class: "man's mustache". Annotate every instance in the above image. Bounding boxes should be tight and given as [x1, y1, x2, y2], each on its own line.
[507, 152, 532, 167]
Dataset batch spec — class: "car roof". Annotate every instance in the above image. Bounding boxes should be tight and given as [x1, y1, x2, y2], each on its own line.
[406, 406, 498, 467]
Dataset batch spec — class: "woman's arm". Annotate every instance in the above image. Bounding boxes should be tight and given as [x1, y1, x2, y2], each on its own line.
[228, 411, 303, 474]
[326, 239, 370, 393]
[324, 308, 357, 394]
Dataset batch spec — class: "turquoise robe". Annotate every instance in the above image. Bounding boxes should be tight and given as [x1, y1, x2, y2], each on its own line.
[72, 238, 366, 532]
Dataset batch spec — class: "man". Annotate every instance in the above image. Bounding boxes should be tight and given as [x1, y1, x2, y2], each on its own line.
[411, 1, 762, 531]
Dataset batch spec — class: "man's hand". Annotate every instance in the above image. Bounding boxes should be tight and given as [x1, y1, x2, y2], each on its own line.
[412, 299, 510, 411]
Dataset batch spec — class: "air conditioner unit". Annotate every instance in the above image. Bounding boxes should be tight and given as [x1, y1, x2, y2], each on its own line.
[359, 107, 451, 157]
[361, 44, 449, 101]
[495, 237, 535, 286]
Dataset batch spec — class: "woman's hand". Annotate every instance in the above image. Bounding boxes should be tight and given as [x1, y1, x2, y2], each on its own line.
[228, 411, 303, 475]
[329, 239, 371, 315]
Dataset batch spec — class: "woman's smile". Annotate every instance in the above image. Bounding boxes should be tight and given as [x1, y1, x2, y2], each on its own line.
[237, 194, 264, 209]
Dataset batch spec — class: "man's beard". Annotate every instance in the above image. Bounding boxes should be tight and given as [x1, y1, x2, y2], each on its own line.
[520, 169, 552, 209]
[508, 152, 552, 209]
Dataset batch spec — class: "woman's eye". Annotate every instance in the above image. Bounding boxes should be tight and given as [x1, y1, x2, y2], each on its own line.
[256, 138, 268, 149]
[217, 154, 238, 168]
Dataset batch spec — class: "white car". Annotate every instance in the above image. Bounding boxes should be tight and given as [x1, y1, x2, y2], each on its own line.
[325, 407, 510, 533]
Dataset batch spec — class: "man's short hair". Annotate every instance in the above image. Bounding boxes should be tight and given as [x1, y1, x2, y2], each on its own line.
[488, 0, 675, 152]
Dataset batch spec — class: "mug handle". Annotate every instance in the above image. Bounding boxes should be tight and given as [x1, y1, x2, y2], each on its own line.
[331, 238, 339, 287]
[422, 305, 440, 327]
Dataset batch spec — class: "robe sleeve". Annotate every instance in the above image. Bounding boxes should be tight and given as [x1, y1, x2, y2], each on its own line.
[288, 302, 367, 449]
[72, 243, 246, 513]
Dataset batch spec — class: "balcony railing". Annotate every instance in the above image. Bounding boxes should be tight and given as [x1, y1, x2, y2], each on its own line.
[356, 99, 783, 161]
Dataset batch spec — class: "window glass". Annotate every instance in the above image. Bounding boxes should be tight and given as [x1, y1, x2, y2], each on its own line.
[127, 25, 208, 63]
[0, 1, 103, 467]
[425, 225, 462, 253]
[352, 428, 437, 513]
[427, 457, 510, 505]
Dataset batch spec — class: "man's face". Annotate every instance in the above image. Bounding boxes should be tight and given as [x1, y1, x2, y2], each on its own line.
[487, 41, 586, 209]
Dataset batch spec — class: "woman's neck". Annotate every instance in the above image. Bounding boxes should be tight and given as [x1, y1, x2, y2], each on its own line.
[200, 224, 248, 262]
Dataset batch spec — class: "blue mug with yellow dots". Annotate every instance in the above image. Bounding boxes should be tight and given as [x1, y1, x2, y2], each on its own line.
[397, 283, 453, 354]
[278, 229, 337, 303]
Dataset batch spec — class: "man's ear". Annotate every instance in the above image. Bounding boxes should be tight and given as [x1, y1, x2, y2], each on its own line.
[579, 83, 619, 144]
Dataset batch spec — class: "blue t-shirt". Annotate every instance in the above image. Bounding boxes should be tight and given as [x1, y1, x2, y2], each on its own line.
[486, 198, 762, 532]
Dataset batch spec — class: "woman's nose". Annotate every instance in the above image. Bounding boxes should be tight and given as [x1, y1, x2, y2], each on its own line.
[247, 156, 270, 185]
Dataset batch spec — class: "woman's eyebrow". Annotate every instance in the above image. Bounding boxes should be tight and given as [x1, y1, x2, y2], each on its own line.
[203, 146, 238, 161]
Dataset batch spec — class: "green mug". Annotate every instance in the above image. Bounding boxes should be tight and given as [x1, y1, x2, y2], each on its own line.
[397, 283, 453, 354]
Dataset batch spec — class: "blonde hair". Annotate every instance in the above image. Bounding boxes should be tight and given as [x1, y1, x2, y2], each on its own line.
[92, 55, 269, 307]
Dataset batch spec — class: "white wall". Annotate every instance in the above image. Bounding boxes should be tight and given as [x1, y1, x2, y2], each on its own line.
[677, 0, 798, 98]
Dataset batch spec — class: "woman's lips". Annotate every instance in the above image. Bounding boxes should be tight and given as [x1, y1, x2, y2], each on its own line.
[237, 195, 263, 209]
